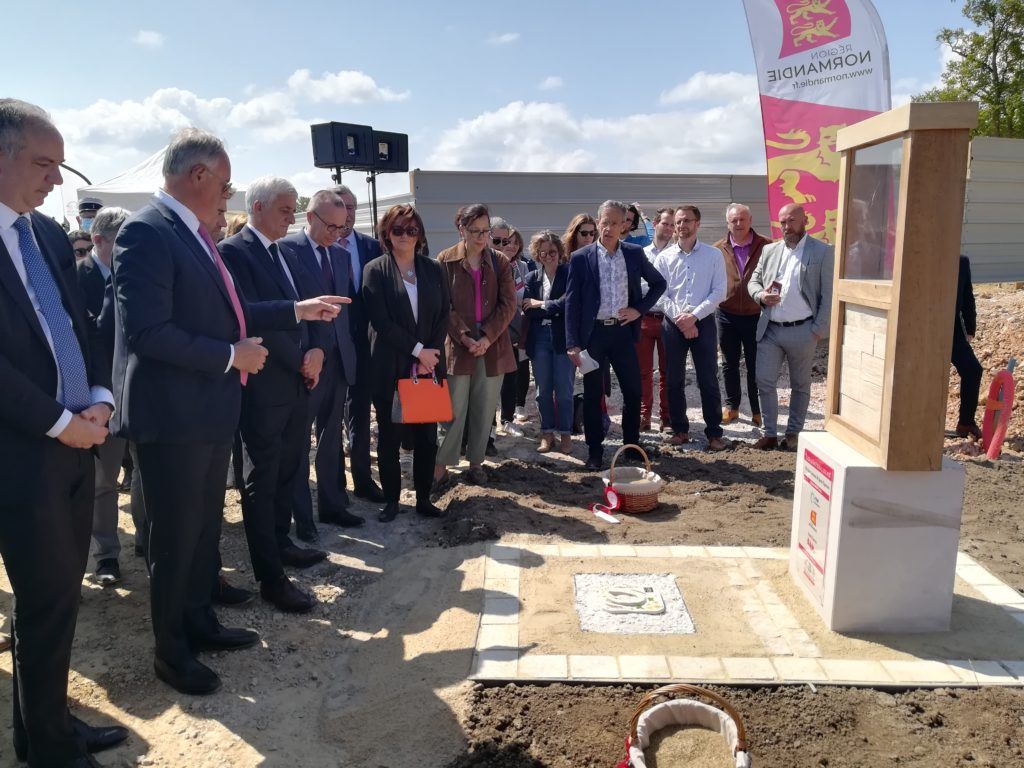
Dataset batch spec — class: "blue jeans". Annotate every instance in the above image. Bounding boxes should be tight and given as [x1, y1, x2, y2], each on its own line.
[530, 326, 574, 435]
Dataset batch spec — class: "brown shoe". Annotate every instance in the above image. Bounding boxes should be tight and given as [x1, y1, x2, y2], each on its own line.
[721, 408, 739, 425]
[707, 437, 730, 452]
[559, 434, 573, 453]
[668, 432, 690, 446]
[751, 413, 763, 428]
[780, 433, 800, 452]
[752, 436, 778, 450]
[538, 434, 554, 453]
[640, 419, 652, 432]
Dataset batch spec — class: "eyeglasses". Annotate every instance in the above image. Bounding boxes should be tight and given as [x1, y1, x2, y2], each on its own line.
[311, 209, 346, 236]
[390, 224, 421, 238]
[578, 229, 597, 238]
[491, 237, 512, 247]
[465, 227, 490, 236]
[200, 164, 235, 197]
[73, 247, 92, 257]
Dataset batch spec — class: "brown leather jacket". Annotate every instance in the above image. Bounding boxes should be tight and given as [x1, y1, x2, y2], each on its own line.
[437, 242, 518, 376]
[713, 229, 770, 316]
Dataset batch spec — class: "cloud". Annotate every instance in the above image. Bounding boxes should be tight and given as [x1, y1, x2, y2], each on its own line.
[660, 71, 757, 105]
[133, 30, 164, 48]
[891, 43, 953, 106]
[426, 75, 766, 177]
[286, 69, 410, 104]
[538, 76, 563, 91]
[487, 32, 520, 45]
[428, 101, 594, 173]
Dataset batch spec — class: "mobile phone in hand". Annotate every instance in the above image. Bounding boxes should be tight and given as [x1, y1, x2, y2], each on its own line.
[769, 280, 783, 295]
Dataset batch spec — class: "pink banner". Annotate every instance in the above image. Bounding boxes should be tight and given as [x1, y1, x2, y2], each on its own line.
[744, 0, 891, 242]
[761, 95, 878, 243]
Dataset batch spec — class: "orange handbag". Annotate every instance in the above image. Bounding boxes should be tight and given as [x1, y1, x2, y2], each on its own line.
[392, 366, 453, 424]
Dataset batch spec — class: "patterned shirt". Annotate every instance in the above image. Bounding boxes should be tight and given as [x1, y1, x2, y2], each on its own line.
[596, 241, 629, 320]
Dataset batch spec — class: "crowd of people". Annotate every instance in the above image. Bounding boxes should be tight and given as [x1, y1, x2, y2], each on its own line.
[0, 97, 986, 768]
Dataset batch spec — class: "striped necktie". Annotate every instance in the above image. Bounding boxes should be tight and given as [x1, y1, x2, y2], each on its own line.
[13, 217, 92, 412]
[198, 226, 249, 385]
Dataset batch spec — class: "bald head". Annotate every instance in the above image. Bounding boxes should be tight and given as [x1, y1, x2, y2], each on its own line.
[778, 203, 807, 246]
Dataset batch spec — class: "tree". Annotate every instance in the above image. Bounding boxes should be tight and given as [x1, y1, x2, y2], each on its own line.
[296, 195, 310, 213]
[915, 0, 1024, 137]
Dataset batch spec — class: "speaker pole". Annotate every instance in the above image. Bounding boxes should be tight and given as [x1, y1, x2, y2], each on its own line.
[366, 169, 379, 236]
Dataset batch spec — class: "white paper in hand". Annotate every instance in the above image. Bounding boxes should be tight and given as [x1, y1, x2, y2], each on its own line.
[577, 349, 599, 375]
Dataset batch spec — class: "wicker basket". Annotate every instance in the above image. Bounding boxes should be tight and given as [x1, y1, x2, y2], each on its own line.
[616, 683, 751, 768]
[602, 444, 664, 514]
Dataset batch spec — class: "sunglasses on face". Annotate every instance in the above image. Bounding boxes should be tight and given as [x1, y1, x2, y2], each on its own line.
[73, 247, 92, 257]
[491, 237, 512, 247]
[578, 229, 597, 238]
[390, 225, 421, 237]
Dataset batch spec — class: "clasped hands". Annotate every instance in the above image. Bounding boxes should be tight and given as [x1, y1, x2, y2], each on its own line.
[58, 403, 112, 449]
[674, 312, 699, 339]
[462, 331, 492, 358]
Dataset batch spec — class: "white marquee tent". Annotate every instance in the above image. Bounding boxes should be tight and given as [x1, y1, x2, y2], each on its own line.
[74, 147, 247, 214]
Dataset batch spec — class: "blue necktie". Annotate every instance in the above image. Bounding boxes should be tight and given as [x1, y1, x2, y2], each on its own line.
[13, 217, 92, 413]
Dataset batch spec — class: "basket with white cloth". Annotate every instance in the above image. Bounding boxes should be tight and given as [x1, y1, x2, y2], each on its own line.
[615, 684, 752, 768]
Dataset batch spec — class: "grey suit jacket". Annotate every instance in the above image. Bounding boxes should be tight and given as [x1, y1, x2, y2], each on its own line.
[748, 235, 834, 341]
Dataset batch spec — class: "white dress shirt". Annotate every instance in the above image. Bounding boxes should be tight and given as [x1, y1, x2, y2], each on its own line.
[247, 224, 298, 295]
[771, 235, 814, 323]
[652, 240, 727, 321]
[0, 201, 114, 437]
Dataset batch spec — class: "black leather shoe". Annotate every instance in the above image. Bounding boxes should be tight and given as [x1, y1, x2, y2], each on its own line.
[190, 625, 260, 653]
[62, 756, 103, 767]
[378, 501, 401, 522]
[72, 716, 130, 754]
[354, 482, 386, 503]
[154, 656, 221, 695]
[584, 455, 604, 470]
[320, 509, 365, 527]
[295, 523, 320, 544]
[415, 500, 444, 518]
[280, 543, 328, 568]
[260, 576, 315, 613]
[13, 717, 130, 762]
[212, 575, 256, 607]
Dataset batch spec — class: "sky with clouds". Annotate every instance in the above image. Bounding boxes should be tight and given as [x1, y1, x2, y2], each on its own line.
[3, 0, 967, 221]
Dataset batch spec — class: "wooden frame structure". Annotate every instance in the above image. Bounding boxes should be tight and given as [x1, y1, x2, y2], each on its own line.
[825, 102, 978, 471]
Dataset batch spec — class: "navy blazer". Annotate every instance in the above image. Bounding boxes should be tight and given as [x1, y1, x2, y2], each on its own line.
[346, 230, 382, 354]
[220, 227, 328, 406]
[110, 199, 297, 444]
[522, 264, 569, 356]
[277, 229, 357, 386]
[0, 211, 109, 507]
[564, 241, 666, 350]
[75, 254, 114, 376]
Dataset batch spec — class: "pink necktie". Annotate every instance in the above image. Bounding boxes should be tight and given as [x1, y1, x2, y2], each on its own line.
[199, 226, 249, 385]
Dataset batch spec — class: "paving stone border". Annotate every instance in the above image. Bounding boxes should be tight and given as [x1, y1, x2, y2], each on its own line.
[471, 544, 1024, 687]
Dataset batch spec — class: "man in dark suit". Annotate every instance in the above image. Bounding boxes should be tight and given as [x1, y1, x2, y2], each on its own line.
[0, 98, 128, 768]
[219, 177, 327, 614]
[952, 254, 983, 439]
[333, 185, 385, 503]
[279, 190, 362, 541]
[76, 206, 130, 588]
[111, 128, 347, 696]
[565, 200, 666, 469]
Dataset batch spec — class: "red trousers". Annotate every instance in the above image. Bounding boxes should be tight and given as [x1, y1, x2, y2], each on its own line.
[636, 313, 669, 424]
